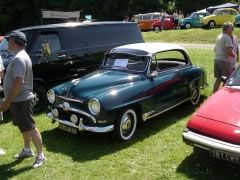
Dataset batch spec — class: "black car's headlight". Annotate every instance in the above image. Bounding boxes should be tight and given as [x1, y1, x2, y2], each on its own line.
[88, 98, 100, 115]
[47, 89, 55, 104]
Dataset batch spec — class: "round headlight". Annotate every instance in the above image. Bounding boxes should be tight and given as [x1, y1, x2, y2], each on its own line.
[88, 98, 100, 115]
[47, 90, 55, 104]
[70, 114, 78, 124]
[52, 108, 59, 118]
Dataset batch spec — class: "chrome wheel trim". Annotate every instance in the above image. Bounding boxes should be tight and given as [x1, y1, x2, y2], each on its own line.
[33, 92, 39, 106]
[154, 26, 160, 32]
[119, 109, 137, 140]
[190, 85, 200, 105]
[209, 21, 215, 28]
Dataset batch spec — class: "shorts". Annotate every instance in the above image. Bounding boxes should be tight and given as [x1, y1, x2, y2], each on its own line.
[214, 60, 235, 79]
[9, 99, 35, 132]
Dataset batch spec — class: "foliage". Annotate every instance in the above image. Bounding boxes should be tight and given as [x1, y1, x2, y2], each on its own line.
[0, 0, 238, 33]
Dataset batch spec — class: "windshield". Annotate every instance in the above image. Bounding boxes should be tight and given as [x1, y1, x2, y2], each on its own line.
[0, 38, 8, 51]
[104, 53, 150, 72]
[227, 67, 240, 88]
[189, 13, 195, 18]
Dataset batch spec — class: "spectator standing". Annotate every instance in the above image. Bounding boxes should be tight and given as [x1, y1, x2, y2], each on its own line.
[177, 10, 184, 28]
[173, 10, 179, 29]
[213, 22, 239, 93]
[161, 10, 167, 30]
[0, 54, 5, 156]
[0, 31, 46, 168]
[123, 16, 129, 22]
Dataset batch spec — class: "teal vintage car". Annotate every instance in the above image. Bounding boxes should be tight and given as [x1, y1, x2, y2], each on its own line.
[46, 43, 207, 141]
[179, 11, 210, 29]
[235, 14, 240, 26]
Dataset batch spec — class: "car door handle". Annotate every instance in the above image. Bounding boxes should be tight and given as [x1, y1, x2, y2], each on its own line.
[64, 61, 73, 65]
[58, 55, 66, 59]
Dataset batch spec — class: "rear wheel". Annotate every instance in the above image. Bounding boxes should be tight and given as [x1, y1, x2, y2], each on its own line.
[208, 20, 215, 28]
[33, 83, 47, 113]
[189, 82, 200, 105]
[114, 109, 137, 141]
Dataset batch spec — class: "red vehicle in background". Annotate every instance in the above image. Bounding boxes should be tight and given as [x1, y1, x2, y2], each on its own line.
[151, 16, 175, 31]
[183, 65, 240, 164]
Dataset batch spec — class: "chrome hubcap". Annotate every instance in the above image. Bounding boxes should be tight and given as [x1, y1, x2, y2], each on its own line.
[33, 92, 39, 106]
[121, 115, 132, 133]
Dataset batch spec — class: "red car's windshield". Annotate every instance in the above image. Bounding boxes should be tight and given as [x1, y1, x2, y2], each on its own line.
[227, 67, 240, 88]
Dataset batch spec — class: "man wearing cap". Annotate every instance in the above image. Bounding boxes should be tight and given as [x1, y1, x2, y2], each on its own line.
[213, 22, 239, 93]
[0, 31, 46, 168]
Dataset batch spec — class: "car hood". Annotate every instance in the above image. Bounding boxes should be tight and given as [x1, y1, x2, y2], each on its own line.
[196, 87, 240, 127]
[57, 69, 143, 99]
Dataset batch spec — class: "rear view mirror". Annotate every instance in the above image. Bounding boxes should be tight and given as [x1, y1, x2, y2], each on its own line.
[42, 43, 51, 56]
[38, 43, 51, 64]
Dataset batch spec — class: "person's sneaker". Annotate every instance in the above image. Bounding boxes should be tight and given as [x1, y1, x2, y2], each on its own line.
[14, 149, 34, 159]
[32, 155, 46, 168]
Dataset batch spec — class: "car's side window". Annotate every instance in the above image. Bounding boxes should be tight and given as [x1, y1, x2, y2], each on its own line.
[32, 32, 61, 54]
[154, 50, 186, 71]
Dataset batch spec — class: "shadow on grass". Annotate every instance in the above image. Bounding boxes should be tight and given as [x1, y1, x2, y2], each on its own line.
[176, 149, 240, 179]
[0, 159, 32, 179]
[41, 96, 207, 163]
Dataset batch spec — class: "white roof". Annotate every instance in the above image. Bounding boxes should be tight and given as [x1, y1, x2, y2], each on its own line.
[114, 43, 186, 55]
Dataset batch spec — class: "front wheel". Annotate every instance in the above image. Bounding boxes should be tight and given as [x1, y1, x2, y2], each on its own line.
[185, 23, 191, 29]
[33, 83, 47, 113]
[189, 82, 200, 105]
[154, 26, 160, 32]
[114, 109, 137, 141]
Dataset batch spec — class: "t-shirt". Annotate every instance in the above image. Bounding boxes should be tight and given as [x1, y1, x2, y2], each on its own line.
[228, 35, 238, 63]
[0, 55, 4, 71]
[214, 33, 233, 63]
[3, 49, 34, 102]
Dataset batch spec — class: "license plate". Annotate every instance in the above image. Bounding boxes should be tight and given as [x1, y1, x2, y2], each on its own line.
[59, 123, 78, 135]
[210, 149, 240, 163]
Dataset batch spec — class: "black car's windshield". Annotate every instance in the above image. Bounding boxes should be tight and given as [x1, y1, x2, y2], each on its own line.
[0, 38, 8, 51]
[227, 67, 240, 88]
[104, 53, 150, 72]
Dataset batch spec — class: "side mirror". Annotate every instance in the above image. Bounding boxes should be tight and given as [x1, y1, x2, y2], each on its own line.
[221, 76, 228, 83]
[148, 71, 158, 79]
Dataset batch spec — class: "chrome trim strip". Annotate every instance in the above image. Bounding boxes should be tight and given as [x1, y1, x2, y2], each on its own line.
[183, 130, 240, 154]
[58, 96, 84, 103]
[47, 112, 114, 133]
[142, 98, 190, 120]
[58, 104, 96, 124]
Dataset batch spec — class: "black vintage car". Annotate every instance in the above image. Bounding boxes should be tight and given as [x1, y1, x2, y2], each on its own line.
[0, 22, 144, 112]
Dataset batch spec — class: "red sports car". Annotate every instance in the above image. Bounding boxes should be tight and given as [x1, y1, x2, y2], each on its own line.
[151, 16, 174, 31]
[183, 65, 240, 164]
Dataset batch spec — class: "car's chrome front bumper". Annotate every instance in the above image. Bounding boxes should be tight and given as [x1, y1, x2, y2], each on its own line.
[183, 129, 240, 154]
[47, 112, 114, 133]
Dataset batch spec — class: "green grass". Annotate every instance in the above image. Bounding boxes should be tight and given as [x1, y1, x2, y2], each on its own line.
[143, 27, 240, 44]
[1, 48, 240, 179]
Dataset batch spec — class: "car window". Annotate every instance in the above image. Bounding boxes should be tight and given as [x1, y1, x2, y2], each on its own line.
[104, 53, 149, 72]
[153, 50, 187, 71]
[32, 32, 61, 53]
[199, 14, 204, 18]
[142, 15, 152, 20]
[153, 14, 160, 19]
[193, 14, 199, 18]
[230, 10, 237, 15]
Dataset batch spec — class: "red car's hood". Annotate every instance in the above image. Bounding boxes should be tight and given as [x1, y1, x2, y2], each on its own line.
[196, 87, 240, 127]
